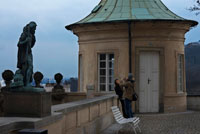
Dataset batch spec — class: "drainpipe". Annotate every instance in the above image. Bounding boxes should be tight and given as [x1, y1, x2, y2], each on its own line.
[128, 21, 132, 73]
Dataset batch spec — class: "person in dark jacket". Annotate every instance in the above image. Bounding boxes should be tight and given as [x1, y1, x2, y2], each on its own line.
[114, 79, 127, 118]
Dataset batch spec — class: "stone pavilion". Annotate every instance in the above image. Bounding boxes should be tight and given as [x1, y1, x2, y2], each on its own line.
[66, 0, 198, 113]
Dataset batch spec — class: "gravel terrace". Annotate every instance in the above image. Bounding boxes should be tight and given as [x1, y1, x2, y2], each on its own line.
[102, 111, 200, 134]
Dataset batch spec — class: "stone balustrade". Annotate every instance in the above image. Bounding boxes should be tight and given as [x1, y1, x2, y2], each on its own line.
[0, 94, 117, 134]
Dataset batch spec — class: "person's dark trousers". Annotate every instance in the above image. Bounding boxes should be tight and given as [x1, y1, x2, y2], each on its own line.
[125, 98, 134, 118]
[119, 98, 128, 118]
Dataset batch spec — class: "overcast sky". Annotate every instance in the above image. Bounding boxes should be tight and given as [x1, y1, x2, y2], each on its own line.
[0, 0, 199, 79]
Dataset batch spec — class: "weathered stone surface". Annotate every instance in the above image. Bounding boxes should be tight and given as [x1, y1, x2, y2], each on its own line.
[41, 117, 64, 134]
[0, 94, 117, 134]
[106, 100, 113, 112]
[0, 112, 62, 134]
[65, 127, 83, 134]
[103, 111, 200, 134]
[187, 95, 200, 111]
[99, 102, 107, 115]
[65, 112, 77, 130]
[89, 104, 99, 121]
[83, 112, 114, 134]
[52, 94, 117, 114]
[3, 92, 51, 117]
[77, 108, 89, 126]
[164, 94, 187, 113]
[86, 85, 95, 99]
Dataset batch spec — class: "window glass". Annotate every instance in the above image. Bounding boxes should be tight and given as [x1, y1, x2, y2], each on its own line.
[177, 54, 184, 93]
[100, 77, 106, 84]
[100, 62, 106, 68]
[98, 54, 114, 91]
[100, 69, 106, 75]
[100, 54, 106, 60]
[100, 85, 106, 91]
[109, 54, 114, 60]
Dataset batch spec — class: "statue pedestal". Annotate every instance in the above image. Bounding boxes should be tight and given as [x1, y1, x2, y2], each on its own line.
[3, 91, 51, 117]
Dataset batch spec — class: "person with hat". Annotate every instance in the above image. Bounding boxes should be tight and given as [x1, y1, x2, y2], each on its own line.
[121, 73, 135, 118]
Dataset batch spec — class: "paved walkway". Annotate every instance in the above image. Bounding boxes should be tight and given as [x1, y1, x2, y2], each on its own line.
[103, 111, 200, 134]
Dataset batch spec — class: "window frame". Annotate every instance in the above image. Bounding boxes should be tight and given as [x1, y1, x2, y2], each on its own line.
[98, 53, 115, 92]
[176, 53, 185, 93]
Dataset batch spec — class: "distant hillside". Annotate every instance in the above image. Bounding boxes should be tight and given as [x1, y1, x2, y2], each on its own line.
[185, 41, 200, 95]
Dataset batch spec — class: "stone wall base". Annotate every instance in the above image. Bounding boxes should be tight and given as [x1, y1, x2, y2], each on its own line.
[187, 95, 200, 111]
[3, 92, 51, 117]
[164, 95, 187, 113]
[65, 112, 114, 134]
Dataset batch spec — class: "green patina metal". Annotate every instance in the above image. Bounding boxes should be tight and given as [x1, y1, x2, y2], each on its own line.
[73, 0, 189, 25]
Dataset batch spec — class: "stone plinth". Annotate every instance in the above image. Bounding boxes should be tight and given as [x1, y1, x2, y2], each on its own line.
[3, 92, 51, 117]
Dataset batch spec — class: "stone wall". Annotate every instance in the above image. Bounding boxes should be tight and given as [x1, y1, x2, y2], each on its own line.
[51, 92, 110, 105]
[0, 94, 117, 134]
[0, 92, 111, 116]
[52, 92, 87, 105]
[164, 94, 187, 113]
[187, 95, 200, 111]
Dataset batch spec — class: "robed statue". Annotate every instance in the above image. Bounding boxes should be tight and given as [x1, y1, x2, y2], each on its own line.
[17, 21, 37, 86]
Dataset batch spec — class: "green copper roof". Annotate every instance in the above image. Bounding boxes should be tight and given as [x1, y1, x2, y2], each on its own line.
[66, 0, 198, 28]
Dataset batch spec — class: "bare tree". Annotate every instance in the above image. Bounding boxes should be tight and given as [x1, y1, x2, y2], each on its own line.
[189, 0, 200, 15]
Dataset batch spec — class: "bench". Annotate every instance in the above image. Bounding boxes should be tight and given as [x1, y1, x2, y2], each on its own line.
[111, 106, 141, 134]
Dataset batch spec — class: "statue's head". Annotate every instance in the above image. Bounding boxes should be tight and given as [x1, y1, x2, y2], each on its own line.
[29, 21, 37, 34]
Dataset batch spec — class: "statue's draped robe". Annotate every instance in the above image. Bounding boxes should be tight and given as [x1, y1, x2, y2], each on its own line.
[17, 32, 35, 69]
[17, 31, 36, 84]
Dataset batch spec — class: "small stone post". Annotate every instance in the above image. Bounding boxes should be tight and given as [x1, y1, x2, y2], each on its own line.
[86, 85, 95, 99]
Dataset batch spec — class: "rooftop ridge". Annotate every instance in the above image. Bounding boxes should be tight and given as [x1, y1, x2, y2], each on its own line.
[66, 0, 198, 28]
[79, 0, 184, 23]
